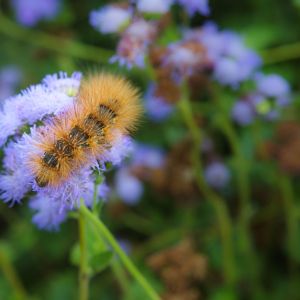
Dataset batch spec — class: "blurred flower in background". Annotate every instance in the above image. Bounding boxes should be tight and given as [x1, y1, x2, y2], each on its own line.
[0, 65, 22, 103]
[178, 0, 210, 16]
[12, 0, 60, 27]
[204, 161, 231, 189]
[90, 5, 131, 34]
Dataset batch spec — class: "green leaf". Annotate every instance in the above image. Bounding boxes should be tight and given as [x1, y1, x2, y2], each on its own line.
[89, 251, 113, 273]
[69, 243, 80, 266]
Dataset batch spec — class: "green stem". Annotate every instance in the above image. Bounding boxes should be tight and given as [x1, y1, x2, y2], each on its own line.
[111, 259, 130, 293]
[0, 14, 113, 63]
[79, 204, 90, 300]
[260, 41, 300, 64]
[79, 205, 160, 300]
[177, 91, 236, 284]
[0, 248, 27, 300]
[279, 173, 298, 267]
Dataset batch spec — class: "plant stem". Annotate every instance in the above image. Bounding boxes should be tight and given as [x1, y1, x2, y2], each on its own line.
[0, 14, 113, 63]
[177, 90, 236, 284]
[0, 248, 28, 300]
[279, 173, 298, 268]
[78, 204, 90, 300]
[80, 205, 160, 300]
[260, 41, 300, 64]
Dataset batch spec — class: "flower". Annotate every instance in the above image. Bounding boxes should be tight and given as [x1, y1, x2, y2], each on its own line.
[42, 71, 82, 96]
[115, 167, 143, 205]
[255, 73, 290, 99]
[132, 144, 165, 168]
[89, 5, 131, 34]
[110, 19, 158, 69]
[178, 0, 210, 16]
[0, 66, 22, 103]
[231, 101, 255, 126]
[163, 40, 211, 81]
[144, 84, 174, 121]
[191, 23, 261, 87]
[12, 0, 60, 27]
[136, 0, 174, 14]
[0, 72, 81, 147]
[0, 71, 135, 230]
[204, 162, 230, 189]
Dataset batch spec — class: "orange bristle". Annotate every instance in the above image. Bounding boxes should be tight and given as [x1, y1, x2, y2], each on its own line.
[29, 73, 142, 187]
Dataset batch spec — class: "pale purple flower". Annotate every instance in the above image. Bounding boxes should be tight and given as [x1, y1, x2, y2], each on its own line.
[100, 132, 134, 167]
[136, 0, 173, 14]
[178, 0, 210, 16]
[30, 167, 109, 230]
[0, 72, 81, 147]
[0, 66, 22, 102]
[0, 127, 42, 203]
[255, 73, 290, 99]
[110, 19, 157, 69]
[12, 0, 60, 27]
[115, 168, 143, 205]
[0, 70, 137, 231]
[132, 144, 165, 168]
[90, 5, 131, 34]
[42, 71, 82, 96]
[204, 162, 230, 189]
[231, 101, 255, 126]
[195, 24, 261, 87]
[144, 84, 174, 121]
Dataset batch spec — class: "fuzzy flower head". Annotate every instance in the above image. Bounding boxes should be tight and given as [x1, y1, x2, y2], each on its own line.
[0, 71, 81, 147]
[12, 0, 60, 27]
[90, 5, 131, 34]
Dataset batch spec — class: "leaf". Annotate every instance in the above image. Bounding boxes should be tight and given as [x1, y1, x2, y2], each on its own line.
[89, 251, 113, 273]
[69, 243, 80, 266]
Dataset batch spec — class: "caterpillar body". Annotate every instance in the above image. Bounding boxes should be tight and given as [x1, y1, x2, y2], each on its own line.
[30, 73, 141, 187]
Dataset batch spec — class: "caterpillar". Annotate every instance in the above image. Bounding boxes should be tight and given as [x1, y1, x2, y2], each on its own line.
[30, 73, 142, 188]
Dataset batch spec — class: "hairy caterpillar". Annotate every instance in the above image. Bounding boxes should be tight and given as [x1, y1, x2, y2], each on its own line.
[30, 73, 142, 187]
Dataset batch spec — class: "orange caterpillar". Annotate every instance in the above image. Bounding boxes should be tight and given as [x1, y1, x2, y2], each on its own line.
[30, 73, 142, 187]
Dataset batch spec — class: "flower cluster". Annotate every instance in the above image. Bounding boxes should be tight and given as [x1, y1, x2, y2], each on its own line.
[0, 66, 22, 102]
[0, 72, 132, 230]
[12, 0, 60, 27]
[114, 143, 165, 204]
[232, 73, 291, 125]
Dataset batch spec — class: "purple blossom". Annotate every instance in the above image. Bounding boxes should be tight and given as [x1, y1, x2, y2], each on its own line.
[0, 127, 42, 204]
[255, 73, 290, 99]
[115, 168, 143, 205]
[99, 131, 134, 167]
[0, 70, 136, 230]
[90, 5, 131, 34]
[132, 144, 165, 168]
[110, 19, 157, 69]
[231, 101, 255, 126]
[0, 66, 22, 103]
[136, 0, 174, 14]
[144, 84, 174, 121]
[12, 0, 60, 27]
[178, 0, 210, 16]
[194, 23, 261, 87]
[0, 72, 81, 147]
[204, 162, 230, 189]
